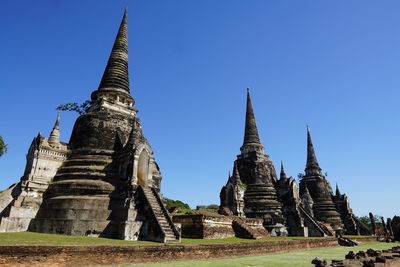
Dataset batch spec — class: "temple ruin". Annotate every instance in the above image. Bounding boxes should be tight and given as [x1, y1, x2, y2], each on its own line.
[220, 89, 371, 237]
[0, 10, 180, 243]
[0, 9, 377, 242]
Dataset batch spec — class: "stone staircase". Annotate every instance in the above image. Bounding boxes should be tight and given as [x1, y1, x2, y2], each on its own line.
[298, 205, 332, 236]
[141, 186, 180, 243]
[231, 216, 268, 239]
[352, 214, 372, 235]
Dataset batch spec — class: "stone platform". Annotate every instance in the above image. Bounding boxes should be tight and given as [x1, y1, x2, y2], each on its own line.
[0, 236, 376, 267]
[172, 213, 268, 239]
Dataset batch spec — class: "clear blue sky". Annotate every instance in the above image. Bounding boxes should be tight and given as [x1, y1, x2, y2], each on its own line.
[0, 1, 399, 218]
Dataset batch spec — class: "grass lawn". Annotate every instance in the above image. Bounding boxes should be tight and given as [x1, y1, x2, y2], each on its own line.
[0, 232, 325, 246]
[0, 232, 391, 267]
[126, 242, 399, 267]
[0, 232, 154, 246]
[179, 235, 322, 245]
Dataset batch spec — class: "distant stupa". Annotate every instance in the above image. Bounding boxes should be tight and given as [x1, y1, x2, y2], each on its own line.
[220, 90, 371, 236]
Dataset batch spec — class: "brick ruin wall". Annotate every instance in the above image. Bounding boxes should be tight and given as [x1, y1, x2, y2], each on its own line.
[172, 214, 266, 239]
[173, 214, 235, 239]
[0, 237, 377, 267]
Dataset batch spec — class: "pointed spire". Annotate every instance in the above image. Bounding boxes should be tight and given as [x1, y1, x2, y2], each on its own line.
[305, 126, 322, 176]
[126, 120, 137, 147]
[226, 171, 231, 184]
[301, 183, 314, 216]
[98, 9, 130, 94]
[48, 113, 60, 145]
[241, 88, 263, 151]
[302, 183, 313, 202]
[280, 161, 287, 180]
[113, 132, 124, 151]
[125, 119, 144, 148]
[232, 161, 242, 184]
[335, 183, 341, 196]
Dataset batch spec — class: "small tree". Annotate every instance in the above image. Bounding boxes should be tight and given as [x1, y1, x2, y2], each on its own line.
[297, 173, 304, 181]
[205, 204, 219, 210]
[358, 216, 372, 230]
[357, 215, 383, 231]
[165, 198, 190, 210]
[0, 136, 8, 158]
[56, 100, 92, 115]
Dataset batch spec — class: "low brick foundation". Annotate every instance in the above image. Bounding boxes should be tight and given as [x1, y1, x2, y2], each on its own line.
[0, 236, 376, 267]
[172, 214, 266, 239]
[173, 214, 235, 239]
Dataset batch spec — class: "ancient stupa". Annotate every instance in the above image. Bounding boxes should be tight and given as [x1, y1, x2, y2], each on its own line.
[298, 127, 343, 231]
[220, 90, 371, 237]
[0, 10, 180, 243]
[220, 89, 288, 236]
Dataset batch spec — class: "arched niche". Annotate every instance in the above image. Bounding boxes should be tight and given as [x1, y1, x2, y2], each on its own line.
[225, 184, 233, 206]
[137, 150, 150, 187]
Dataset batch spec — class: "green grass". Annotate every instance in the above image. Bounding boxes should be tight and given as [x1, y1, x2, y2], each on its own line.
[179, 236, 324, 245]
[0, 232, 389, 267]
[171, 208, 224, 217]
[0, 232, 374, 247]
[0, 232, 154, 246]
[125, 241, 399, 267]
[0, 232, 322, 246]
[169, 208, 192, 216]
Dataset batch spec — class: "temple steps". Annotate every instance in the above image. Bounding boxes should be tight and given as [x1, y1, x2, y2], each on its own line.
[298, 205, 331, 236]
[141, 186, 180, 243]
[231, 217, 268, 239]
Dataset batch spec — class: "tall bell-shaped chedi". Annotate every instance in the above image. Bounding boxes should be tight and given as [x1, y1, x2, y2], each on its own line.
[220, 89, 287, 236]
[299, 127, 342, 231]
[29, 10, 180, 243]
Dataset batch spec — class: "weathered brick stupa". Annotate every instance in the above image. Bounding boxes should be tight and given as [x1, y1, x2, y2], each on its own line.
[332, 184, 371, 235]
[298, 129, 371, 235]
[220, 89, 288, 236]
[298, 127, 343, 231]
[0, 10, 180, 243]
[220, 90, 371, 237]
